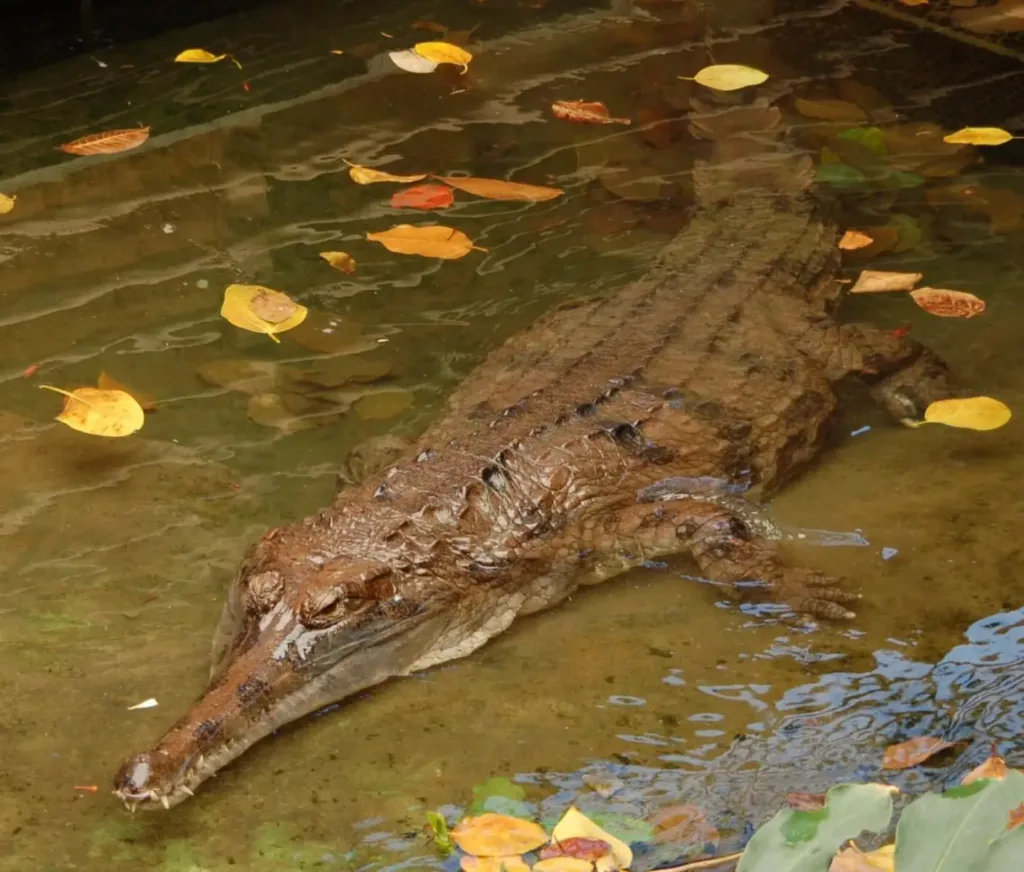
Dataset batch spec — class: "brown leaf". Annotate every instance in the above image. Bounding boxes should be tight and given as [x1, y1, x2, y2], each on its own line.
[794, 98, 868, 123]
[910, 288, 985, 318]
[320, 251, 357, 273]
[60, 127, 151, 156]
[850, 270, 922, 294]
[839, 230, 874, 251]
[962, 752, 1009, 785]
[412, 20, 448, 32]
[1008, 802, 1024, 830]
[650, 804, 719, 848]
[540, 838, 612, 861]
[435, 176, 563, 202]
[552, 100, 631, 125]
[97, 372, 157, 412]
[786, 792, 827, 812]
[881, 736, 957, 771]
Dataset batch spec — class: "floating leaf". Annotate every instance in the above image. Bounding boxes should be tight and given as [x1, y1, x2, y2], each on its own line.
[882, 736, 957, 770]
[962, 752, 1010, 785]
[460, 857, 530, 872]
[97, 372, 157, 412]
[910, 288, 985, 318]
[551, 101, 631, 125]
[795, 97, 868, 123]
[451, 813, 548, 856]
[220, 284, 308, 343]
[60, 127, 150, 156]
[347, 162, 428, 184]
[367, 224, 484, 259]
[830, 843, 895, 871]
[413, 41, 472, 71]
[391, 183, 455, 210]
[39, 385, 144, 438]
[850, 269, 922, 294]
[533, 859, 592, 872]
[436, 176, 563, 202]
[320, 251, 357, 273]
[839, 230, 874, 251]
[943, 126, 1014, 146]
[552, 807, 631, 872]
[539, 838, 611, 861]
[689, 64, 768, 91]
[924, 397, 1012, 431]
[0, 193, 14, 214]
[174, 48, 227, 63]
[389, 49, 440, 74]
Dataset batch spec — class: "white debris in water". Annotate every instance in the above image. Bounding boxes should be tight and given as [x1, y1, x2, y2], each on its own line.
[162, 223, 176, 234]
[196, 278, 209, 289]
[127, 698, 159, 710]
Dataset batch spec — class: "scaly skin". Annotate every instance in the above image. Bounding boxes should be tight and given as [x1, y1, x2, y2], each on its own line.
[112, 127, 959, 811]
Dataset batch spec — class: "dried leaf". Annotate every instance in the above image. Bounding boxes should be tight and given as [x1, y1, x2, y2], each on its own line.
[910, 287, 985, 318]
[786, 791, 828, 811]
[461, 858, 531, 872]
[962, 753, 1010, 784]
[795, 98, 868, 123]
[839, 230, 874, 251]
[97, 372, 157, 412]
[551, 808, 631, 872]
[220, 284, 308, 343]
[539, 838, 611, 861]
[943, 126, 1014, 146]
[650, 804, 719, 847]
[39, 385, 145, 438]
[924, 397, 1012, 431]
[829, 843, 895, 871]
[882, 736, 957, 770]
[174, 48, 227, 63]
[389, 49, 439, 73]
[366, 224, 485, 259]
[552, 101, 631, 125]
[391, 183, 455, 210]
[347, 162, 428, 184]
[60, 127, 151, 156]
[850, 269, 922, 294]
[0, 193, 15, 214]
[413, 20, 448, 33]
[451, 813, 548, 856]
[689, 64, 768, 92]
[413, 41, 472, 71]
[436, 176, 563, 202]
[1009, 802, 1024, 830]
[533, 860, 592, 872]
[320, 251, 357, 273]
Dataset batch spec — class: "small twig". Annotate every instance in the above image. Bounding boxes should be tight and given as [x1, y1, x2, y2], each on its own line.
[655, 851, 743, 872]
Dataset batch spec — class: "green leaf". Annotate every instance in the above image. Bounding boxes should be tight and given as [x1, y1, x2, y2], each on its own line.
[837, 126, 887, 155]
[468, 776, 527, 816]
[970, 824, 1024, 872]
[736, 783, 895, 872]
[815, 162, 869, 190]
[895, 770, 1024, 872]
[426, 810, 455, 854]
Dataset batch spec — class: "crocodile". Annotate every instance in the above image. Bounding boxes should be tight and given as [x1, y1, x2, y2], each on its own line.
[112, 112, 958, 810]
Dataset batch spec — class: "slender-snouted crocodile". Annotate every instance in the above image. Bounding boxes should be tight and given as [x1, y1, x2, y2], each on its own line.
[114, 102, 960, 810]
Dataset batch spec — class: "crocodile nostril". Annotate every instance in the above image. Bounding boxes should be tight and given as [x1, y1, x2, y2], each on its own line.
[113, 753, 153, 794]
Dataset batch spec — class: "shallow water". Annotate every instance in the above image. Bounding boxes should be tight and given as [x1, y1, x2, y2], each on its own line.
[1, 0, 1023, 868]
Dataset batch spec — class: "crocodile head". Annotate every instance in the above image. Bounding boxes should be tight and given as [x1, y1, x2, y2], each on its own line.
[112, 543, 445, 810]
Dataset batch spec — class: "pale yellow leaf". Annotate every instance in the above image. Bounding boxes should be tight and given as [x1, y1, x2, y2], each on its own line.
[688, 64, 768, 92]
[924, 397, 1012, 431]
[551, 808, 631, 871]
[451, 814, 548, 856]
[174, 48, 227, 63]
[943, 126, 1014, 146]
[320, 251, 357, 273]
[346, 162, 428, 184]
[435, 176, 563, 202]
[850, 269, 922, 294]
[830, 843, 895, 872]
[39, 385, 144, 438]
[0, 193, 15, 214]
[461, 857, 531, 872]
[366, 224, 485, 259]
[220, 284, 308, 343]
[839, 230, 874, 251]
[413, 41, 473, 71]
[533, 860, 593, 872]
[97, 371, 157, 411]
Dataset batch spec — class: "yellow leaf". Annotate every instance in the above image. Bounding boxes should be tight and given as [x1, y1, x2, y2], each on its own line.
[320, 251, 357, 273]
[461, 857, 531, 872]
[435, 176, 563, 202]
[924, 397, 1011, 431]
[830, 843, 895, 871]
[367, 224, 485, 259]
[688, 64, 768, 92]
[97, 371, 157, 411]
[174, 48, 227, 63]
[39, 385, 144, 438]
[451, 814, 548, 857]
[346, 162, 428, 184]
[850, 269, 922, 294]
[220, 284, 308, 343]
[532, 860, 593, 872]
[943, 126, 1014, 146]
[413, 41, 473, 71]
[0, 193, 15, 214]
[839, 230, 874, 251]
[329, 49, 345, 55]
[551, 808, 632, 871]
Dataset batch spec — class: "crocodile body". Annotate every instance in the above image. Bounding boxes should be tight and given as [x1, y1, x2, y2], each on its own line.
[113, 123, 958, 810]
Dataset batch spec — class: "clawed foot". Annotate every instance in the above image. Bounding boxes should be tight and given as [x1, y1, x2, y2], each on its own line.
[735, 568, 859, 620]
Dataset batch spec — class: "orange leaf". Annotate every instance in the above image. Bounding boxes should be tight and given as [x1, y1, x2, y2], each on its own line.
[850, 269, 922, 294]
[839, 230, 874, 251]
[961, 752, 1009, 784]
[366, 224, 485, 259]
[1009, 802, 1024, 830]
[451, 813, 548, 856]
[97, 372, 157, 412]
[910, 287, 985, 318]
[320, 251, 357, 273]
[552, 100, 631, 125]
[435, 176, 563, 202]
[881, 736, 957, 770]
[60, 127, 151, 156]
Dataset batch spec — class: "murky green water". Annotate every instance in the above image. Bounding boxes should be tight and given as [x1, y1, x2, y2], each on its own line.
[2, 0, 1024, 868]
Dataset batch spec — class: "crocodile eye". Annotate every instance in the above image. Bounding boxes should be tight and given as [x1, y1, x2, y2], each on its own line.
[245, 571, 283, 613]
[300, 589, 348, 629]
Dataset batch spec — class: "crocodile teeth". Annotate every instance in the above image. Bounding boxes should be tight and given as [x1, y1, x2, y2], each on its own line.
[181, 785, 195, 797]
[160, 795, 170, 810]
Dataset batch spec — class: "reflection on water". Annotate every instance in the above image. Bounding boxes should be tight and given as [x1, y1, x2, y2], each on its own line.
[1, 0, 1022, 868]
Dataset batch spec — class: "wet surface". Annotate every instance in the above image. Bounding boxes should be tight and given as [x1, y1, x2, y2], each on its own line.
[1, 0, 1023, 868]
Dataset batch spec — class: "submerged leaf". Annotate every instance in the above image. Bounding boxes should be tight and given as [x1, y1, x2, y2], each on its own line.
[690, 64, 768, 91]
[451, 813, 548, 856]
[436, 176, 563, 202]
[650, 804, 720, 849]
[60, 127, 150, 156]
[220, 284, 308, 342]
[795, 97, 868, 123]
[39, 385, 144, 438]
[97, 372, 157, 411]
[910, 288, 985, 318]
[320, 251, 357, 273]
[850, 269, 922, 294]
[347, 162, 428, 184]
[413, 41, 473, 71]
[367, 224, 484, 259]
[391, 183, 455, 210]
[552, 101, 631, 125]
[0, 193, 14, 214]
[882, 736, 956, 770]
[174, 48, 227, 63]
[943, 126, 1014, 146]
[924, 397, 1012, 431]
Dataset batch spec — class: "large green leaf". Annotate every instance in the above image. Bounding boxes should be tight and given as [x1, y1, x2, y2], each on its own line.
[736, 783, 895, 872]
[467, 776, 530, 817]
[895, 771, 1024, 872]
[970, 823, 1024, 871]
